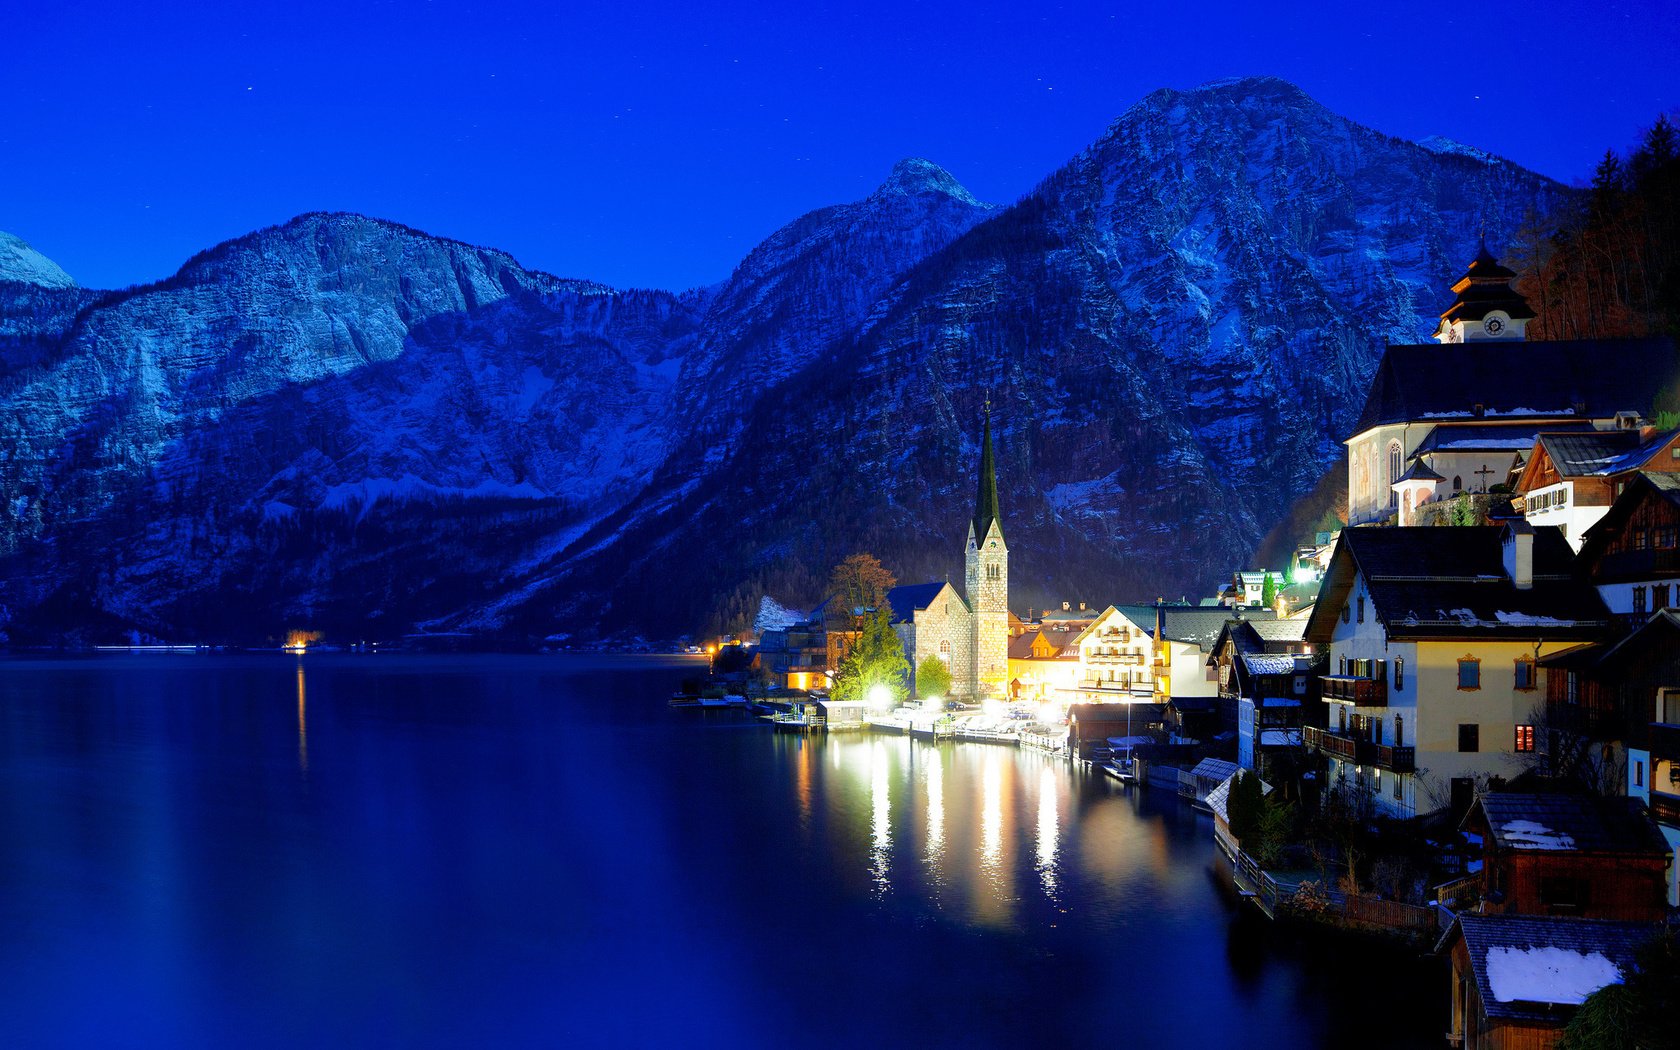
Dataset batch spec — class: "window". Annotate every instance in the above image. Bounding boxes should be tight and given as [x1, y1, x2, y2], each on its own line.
[1388, 442, 1402, 485]
[1635, 761, 1644, 789]
[1655, 584, 1672, 610]
[1393, 772, 1404, 800]
[1566, 671, 1579, 703]
[1394, 714, 1405, 746]
[939, 640, 951, 654]
[1457, 656, 1481, 691]
[1634, 529, 1651, 550]
[1658, 527, 1677, 549]
[1634, 586, 1648, 615]
[1540, 877, 1589, 915]
[1341, 603, 1350, 624]
[1394, 657, 1404, 691]
[1373, 768, 1383, 794]
[1453, 475, 1463, 492]
[1514, 658, 1537, 691]
[986, 563, 1000, 582]
[1514, 724, 1535, 752]
[1458, 724, 1480, 753]
[1357, 596, 1365, 624]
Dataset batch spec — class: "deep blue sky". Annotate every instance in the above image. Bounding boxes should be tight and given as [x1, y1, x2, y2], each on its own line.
[3, 0, 1676, 291]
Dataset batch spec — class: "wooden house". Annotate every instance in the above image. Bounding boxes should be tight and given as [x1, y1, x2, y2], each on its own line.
[1065, 702, 1164, 759]
[1515, 427, 1680, 550]
[1440, 913, 1656, 1050]
[1463, 793, 1669, 921]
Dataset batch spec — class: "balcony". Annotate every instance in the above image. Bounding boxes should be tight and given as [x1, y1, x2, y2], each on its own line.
[1651, 791, 1680, 827]
[1649, 723, 1680, 763]
[1321, 675, 1388, 706]
[1596, 548, 1680, 583]
[1547, 702, 1622, 742]
[1304, 725, 1358, 762]
[1361, 741, 1417, 774]
[1303, 727, 1415, 772]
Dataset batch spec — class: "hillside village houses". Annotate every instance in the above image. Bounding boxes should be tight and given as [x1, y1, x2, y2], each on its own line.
[1345, 243, 1676, 529]
[1513, 426, 1680, 550]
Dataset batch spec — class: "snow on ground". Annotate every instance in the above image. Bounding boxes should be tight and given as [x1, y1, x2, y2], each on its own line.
[1499, 820, 1576, 850]
[1485, 946, 1621, 1005]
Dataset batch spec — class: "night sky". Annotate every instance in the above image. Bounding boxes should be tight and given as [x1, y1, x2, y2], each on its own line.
[3, 0, 1676, 291]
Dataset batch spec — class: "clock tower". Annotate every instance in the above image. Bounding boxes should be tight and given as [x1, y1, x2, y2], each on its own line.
[1432, 241, 1535, 344]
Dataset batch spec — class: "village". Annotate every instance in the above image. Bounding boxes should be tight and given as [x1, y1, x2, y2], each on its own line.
[681, 246, 1680, 1049]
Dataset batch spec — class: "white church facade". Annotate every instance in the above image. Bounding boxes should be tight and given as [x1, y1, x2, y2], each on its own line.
[886, 409, 1010, 700]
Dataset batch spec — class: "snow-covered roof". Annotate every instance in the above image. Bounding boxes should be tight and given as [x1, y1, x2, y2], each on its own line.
[1445, 914, 1656, 1023]
[1206, 770, 1271, 822]
[1190, 757, 1238, 783]
[1476, 794, 1667, 854]
[1241, 653, 1298, 675]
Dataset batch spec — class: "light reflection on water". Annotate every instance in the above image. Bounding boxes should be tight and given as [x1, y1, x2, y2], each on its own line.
[1036, 763, 1059, 901]
[869, 739, 890, 893]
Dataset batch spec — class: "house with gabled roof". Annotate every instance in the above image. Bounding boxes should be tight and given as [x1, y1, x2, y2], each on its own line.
[1344, 244, 1679, 528]
[1463, 793, 1670, 921]
[1304, 524, 1611, 819]
[1439, 913, 1658, 1049]
[1515, 427, 1680, 549]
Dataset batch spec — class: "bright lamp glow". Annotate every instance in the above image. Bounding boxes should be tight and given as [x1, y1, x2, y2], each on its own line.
[982, 697, 1005, 720]
[868, 684, 893, 711]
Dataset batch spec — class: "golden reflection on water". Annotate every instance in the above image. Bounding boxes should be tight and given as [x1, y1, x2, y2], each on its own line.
[295, 660, 308, 775]
[870, 739, 891, 893]
[924, 750, 945, 875]
[1035, 763, 1059, 900]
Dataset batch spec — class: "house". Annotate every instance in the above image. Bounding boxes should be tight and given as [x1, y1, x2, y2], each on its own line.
[1463, 793, 1670, 920]
[1344, 244, 1679, 528]
[1120, 602, 1279, 704]
[1597, 609, 1680, 907]
[1304, 524, 1611, 819]
[1576, 471, 1680, 628]
[1006, 622, 1084, 703]
[1165, 696, 1220, 745]
[1066, 702, 1164, 760]
[1207, 770, 1272, 859]
[1515, 428, 1680, 549]
[755, 609, 833, 691]
[1439, 913, 1657, 1050]
[1208, 616, 1318, 778]
[1067, 606, 1156, 700]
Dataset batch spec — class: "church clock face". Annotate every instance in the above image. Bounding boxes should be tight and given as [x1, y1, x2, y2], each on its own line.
[1484, 316, 1504, 336]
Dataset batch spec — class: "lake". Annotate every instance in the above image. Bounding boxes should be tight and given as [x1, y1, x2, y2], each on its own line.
[0, 654, 1442, 1047]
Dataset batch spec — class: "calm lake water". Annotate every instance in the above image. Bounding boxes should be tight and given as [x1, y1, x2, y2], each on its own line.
[0, 654, 1441, 1047]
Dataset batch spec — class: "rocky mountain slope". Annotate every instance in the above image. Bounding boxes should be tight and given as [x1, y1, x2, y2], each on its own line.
[0, 78, 1574, 643]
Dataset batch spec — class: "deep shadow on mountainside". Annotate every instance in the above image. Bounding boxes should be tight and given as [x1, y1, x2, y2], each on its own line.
[0, 77, 1574, 644]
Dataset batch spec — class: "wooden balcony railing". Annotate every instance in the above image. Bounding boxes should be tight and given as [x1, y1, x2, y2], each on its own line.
[1650, 791, 1680, 827]
[1361, 741, 1417, 774]
[1304, 725, 1358, 762]
[1321, 675, 1387, 706]
[1649, 723, 1680, 763]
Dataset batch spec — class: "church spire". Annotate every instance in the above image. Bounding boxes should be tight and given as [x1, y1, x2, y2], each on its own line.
[973, 399, 1001, 541]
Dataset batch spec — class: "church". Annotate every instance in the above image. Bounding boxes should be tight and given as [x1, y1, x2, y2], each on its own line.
[883, 408, 1011, 701]
[1346, 243, 1679, 527]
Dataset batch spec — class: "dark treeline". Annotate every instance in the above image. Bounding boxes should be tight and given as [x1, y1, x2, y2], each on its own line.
[1515, 115, 1680, 340]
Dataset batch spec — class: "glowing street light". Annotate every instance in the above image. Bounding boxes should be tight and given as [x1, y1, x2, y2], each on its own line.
[867, 683, 894, 711]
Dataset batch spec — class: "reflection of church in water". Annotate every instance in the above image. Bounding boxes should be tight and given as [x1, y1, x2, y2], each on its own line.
[883, 406, 1010, 700]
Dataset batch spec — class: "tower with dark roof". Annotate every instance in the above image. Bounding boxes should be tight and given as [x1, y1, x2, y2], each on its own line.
[964, 403, 1009, 697]
[1432, 241, 1536, 343]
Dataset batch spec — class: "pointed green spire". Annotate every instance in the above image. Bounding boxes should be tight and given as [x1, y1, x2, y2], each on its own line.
[973, 399, 1000, 541]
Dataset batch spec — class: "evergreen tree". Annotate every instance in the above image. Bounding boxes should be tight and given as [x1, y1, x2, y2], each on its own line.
[1260, 571, 1279, 609]
[1227, 770, 1267, 843]
[915, 653, 951, 701]
[831, 606, 910, 706]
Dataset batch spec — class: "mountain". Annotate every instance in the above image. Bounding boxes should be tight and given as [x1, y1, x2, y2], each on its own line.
[0, 231, 75, 289]
[0, 78, 1575, 644]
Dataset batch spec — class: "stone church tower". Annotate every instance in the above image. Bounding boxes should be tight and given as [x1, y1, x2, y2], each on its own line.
[964, 405, 1009, 698]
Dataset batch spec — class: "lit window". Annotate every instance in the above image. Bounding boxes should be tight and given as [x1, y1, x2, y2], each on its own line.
[1514, 724, 1535, 753]
[1457, 656, 1481, 691]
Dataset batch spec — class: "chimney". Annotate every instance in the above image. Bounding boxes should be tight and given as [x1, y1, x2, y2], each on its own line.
[1503, 521, 1534, 590]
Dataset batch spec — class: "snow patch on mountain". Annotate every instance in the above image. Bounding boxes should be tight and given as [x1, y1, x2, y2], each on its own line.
[0, 231, 75, 288]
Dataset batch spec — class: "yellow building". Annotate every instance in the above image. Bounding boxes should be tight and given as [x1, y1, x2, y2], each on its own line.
[1305, 522, 1611, 818]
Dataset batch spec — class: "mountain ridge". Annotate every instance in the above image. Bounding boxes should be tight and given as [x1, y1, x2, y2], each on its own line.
[0, 78, 1578, 644]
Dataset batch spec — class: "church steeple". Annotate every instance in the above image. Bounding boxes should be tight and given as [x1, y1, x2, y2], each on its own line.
[973, 400, 1001, 542]
[1432, 239, 1536, 344]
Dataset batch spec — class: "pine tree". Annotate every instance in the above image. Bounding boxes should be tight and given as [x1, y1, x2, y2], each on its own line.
[1260, 571, 1279, 609]
[831, 605, 910, 706]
